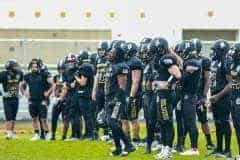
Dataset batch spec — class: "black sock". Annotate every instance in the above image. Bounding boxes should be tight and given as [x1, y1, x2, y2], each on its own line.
[34, 130, 39, 134]
[215, 122, 223, 152]
[45, 130, 49, 134]
[223, 122, 232, 152]
[205, 134, 213, 145]
[103, 129, 108, 135]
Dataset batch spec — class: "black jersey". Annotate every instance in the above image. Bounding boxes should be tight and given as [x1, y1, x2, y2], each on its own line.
[157, 54, 178, 81]
[182, 58, 202, 94]
[0, 70, 23, 98]
[210, 58, 232, 95]
[63, 68, 78, 94]
[24, 72, 49, 101]
[126, 56, 143, 96]
[104, 62, 129, 97]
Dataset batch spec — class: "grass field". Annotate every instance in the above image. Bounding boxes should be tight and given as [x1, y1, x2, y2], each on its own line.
[0, 121, 238, 160]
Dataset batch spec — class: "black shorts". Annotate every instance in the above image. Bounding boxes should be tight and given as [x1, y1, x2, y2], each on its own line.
[29, 100, 48, 119]
[143, 92, 153, 119]
[3, 98, 19, 121]
[156, 93, 173, 124]
[105, 97, 124, 123]
[121, 96, 142, 121]
[196, 103, 208, 124]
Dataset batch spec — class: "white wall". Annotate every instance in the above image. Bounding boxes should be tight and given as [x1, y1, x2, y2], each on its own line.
[0, 0, 239, 44]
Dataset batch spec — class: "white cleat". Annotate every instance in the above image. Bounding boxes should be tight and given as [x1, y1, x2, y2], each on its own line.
[45, 133, 52, 141]
[155, 146, 172, 159]
[30, 134, 40, 141]
[180, 148, 199, 156]
[152, 144, 163, 152]
[11, 134, 18, 140]
[100, 135, 110, 141]
[154, 146, 166, 159]
[6, 134, 12, 140]
[64, 137, 80, 141]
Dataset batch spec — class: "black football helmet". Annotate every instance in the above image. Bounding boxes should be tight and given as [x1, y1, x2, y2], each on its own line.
[109, 41, 126, 63]
[124, 42, 138, 59]
[5, 59, 19, 72]
[191, 38, 202, 55]
[179, 40, 195, 60]
[149, 37, 169, 58]
[77, 50, 91, 65]
[64, 53, 78, 69]
[139, 43, 152, 64]
[174, 43, 182, 55]
[97, 41, 109, 58]
[211, 39, 230, 60]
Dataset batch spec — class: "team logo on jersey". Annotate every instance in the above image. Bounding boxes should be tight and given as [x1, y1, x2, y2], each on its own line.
[163, 59, 173, 65]
[236, 97, 240, 105]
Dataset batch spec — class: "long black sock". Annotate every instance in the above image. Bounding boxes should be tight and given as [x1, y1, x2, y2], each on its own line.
[205, 134, 213, 145]
[223, 121, 231, 152]
[215, 122, 223, 152]
[166, 122, 174, 148]
[34, 130, 39, 134]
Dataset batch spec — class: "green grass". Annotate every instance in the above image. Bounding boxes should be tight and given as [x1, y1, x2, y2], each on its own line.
[0, 122, 239, 160]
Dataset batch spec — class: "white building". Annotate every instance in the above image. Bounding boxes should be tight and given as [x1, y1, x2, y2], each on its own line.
[0, 0, 236, 119]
